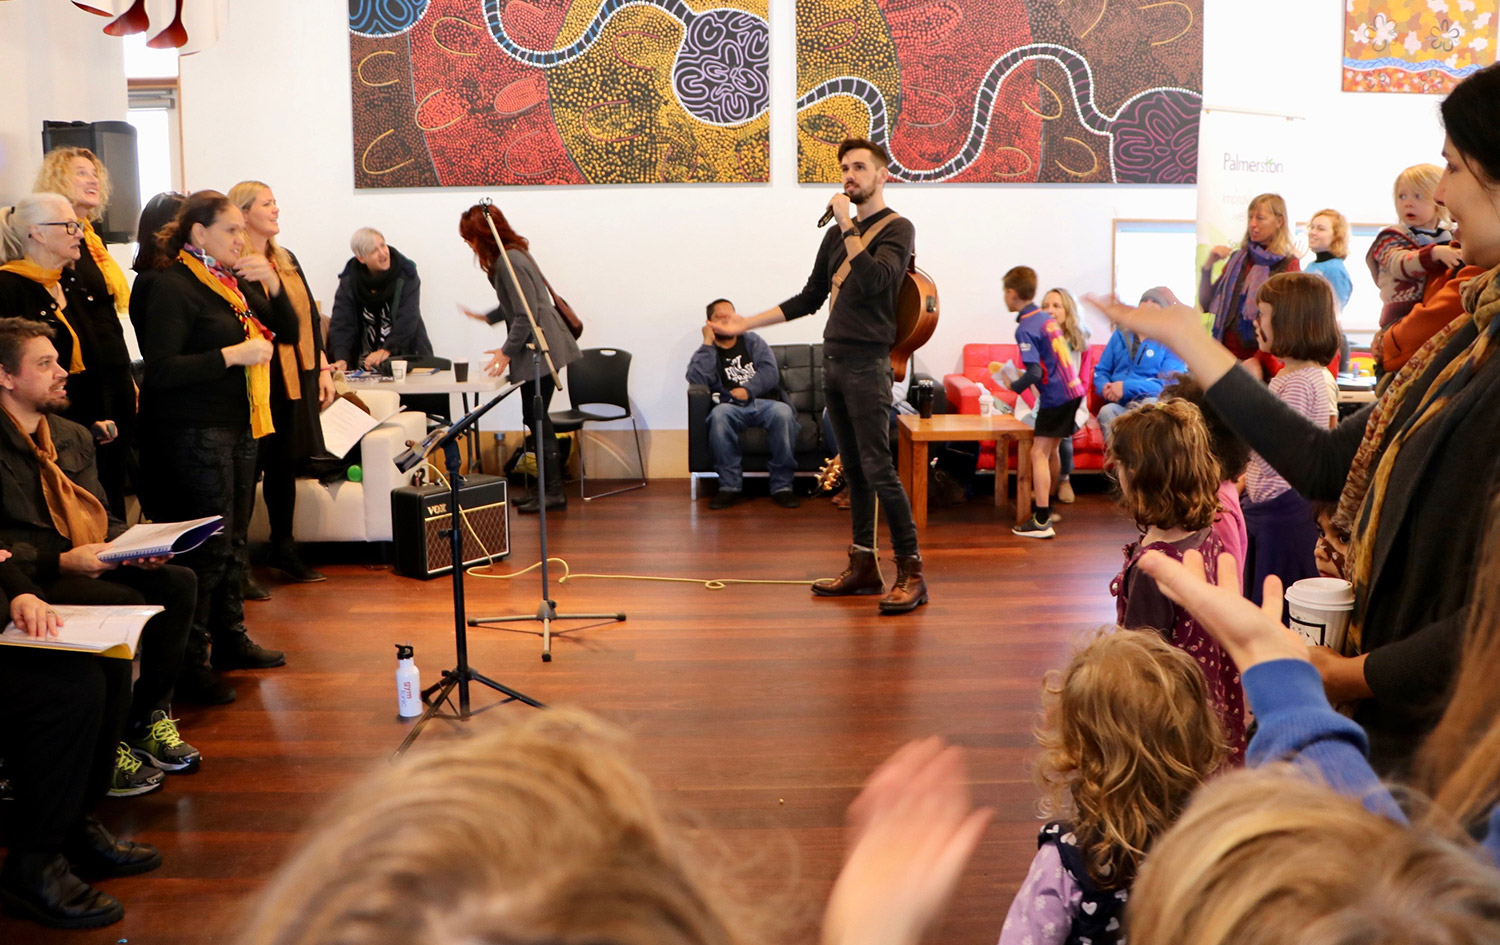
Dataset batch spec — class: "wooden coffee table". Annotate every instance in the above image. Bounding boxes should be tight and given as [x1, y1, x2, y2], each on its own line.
[896, 413, 1034, 527]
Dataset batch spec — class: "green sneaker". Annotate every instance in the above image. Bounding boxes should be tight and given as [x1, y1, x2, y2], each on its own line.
[108, 743, 165, 798]
[127, 710, 202, 773]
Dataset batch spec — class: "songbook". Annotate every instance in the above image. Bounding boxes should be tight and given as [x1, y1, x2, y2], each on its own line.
[98, 516, 224, 563]
[320, 396, 398, 458]
[0, 604, 164, 659]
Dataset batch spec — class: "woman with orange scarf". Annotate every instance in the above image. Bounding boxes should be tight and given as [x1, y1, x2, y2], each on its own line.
[138, 191, 298, 705]
[230, 181, 335, 589]
[33, 148, 138, 518]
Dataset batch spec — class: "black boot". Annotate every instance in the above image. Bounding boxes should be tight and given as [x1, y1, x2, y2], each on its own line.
[211, 628, 286, 670]
[264, 539, 325, 583]
[0, 851, 123, 929]
[241, 572, 271, 601]
[517, 440, 567, 513]
[65, 817, 162, 879]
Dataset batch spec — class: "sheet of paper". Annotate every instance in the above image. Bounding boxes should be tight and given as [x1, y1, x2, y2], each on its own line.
[0, 604, 163, 658]
[320, 396, 396, 458]
[101, 516, 223, 561]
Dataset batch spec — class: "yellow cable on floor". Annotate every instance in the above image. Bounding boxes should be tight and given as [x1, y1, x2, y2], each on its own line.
[466, 557, 812, 589]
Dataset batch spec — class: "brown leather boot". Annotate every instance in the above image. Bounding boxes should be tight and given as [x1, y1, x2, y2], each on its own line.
[812, 545, 884, 596]
[878, 555, 929, 614]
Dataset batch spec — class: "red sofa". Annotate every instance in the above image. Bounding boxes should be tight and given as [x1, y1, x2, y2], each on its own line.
[942, 343, 1108, 473]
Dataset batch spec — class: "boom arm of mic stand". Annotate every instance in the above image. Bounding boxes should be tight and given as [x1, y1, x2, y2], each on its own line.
[431, 379, 527, 454]
[481, 201, 564, 392]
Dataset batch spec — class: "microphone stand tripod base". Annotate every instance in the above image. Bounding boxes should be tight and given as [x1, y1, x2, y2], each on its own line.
[469, 602, 626, 662]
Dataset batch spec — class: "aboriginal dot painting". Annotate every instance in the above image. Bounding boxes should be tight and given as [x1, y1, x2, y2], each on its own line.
[349, 0, 771, 187]
[796, 0, 1203, 184]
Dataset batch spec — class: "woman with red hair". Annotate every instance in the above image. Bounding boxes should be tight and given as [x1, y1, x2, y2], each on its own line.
[458, 205, 580, 512]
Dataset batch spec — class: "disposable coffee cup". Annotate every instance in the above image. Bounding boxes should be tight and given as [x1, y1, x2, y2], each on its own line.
[390, 359, 407, 381]
[1285, 577, 1355, 651]
[453, 360, 469, 382]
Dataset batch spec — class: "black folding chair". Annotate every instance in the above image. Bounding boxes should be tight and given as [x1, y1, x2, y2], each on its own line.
[548, 348, 646, 500]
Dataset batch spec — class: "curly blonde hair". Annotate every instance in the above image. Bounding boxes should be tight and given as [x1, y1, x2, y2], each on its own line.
[237, 708, 765, 945]
[1129, 767, 1500, 945]
[33, 147, 111, 222]
[1107, 399, 1222, 532]
[1034, 629, 1226, 888]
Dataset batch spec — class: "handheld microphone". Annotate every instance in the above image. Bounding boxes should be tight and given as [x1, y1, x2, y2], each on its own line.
[817, 206, 835, 228]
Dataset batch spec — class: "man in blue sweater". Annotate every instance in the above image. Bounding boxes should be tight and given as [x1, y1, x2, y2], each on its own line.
[1092, 293, 1186, 440]
[686, 299, 800, 510]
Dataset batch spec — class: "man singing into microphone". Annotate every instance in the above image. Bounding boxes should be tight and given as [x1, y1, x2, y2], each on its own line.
[717, 138, 927, 614]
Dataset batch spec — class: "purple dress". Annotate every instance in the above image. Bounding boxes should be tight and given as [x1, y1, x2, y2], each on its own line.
[1111, 528, 1247, 763]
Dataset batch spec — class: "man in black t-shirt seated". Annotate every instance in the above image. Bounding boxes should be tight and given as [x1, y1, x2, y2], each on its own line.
[685, 299, 800, 510]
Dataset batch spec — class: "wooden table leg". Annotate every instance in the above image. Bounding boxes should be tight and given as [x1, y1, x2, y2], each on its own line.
[909, 440, 929, 528]
[1015, 432, 1034, 526]
[993, 434, 1008, 513]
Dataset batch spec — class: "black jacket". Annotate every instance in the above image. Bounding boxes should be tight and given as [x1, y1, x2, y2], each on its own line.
[138, 261, 300, 430]
[1207, 312, 1500, 772]
[328, 248, 431, 366]
[0, 411, 126, 588]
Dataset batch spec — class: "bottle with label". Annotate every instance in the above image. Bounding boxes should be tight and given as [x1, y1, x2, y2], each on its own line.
[396, 643, 421, 719]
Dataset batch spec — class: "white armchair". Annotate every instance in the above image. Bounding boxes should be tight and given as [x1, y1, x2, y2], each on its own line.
[249, 389, 427, 543]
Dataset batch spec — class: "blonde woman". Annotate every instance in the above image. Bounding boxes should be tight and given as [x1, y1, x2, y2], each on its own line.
[230, 181, 335, 586]
[31, 149, 138, 516]
[1038, 287, 1089, 503]
[1198, 193, 1301, 378]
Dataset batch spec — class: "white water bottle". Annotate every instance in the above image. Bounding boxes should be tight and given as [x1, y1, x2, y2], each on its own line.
[396, 644, 421, 718]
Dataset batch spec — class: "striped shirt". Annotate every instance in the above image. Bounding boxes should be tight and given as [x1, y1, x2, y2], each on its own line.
[1245, 365, 1337, 503]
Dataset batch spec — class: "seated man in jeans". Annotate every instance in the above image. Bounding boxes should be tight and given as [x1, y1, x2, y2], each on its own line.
[686, 299, 800, 509]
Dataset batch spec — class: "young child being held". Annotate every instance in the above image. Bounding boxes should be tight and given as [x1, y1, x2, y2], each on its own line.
[1241, 272, 1341, 605]
[1000, 266, 1086, 540]
[998, 629, 1227, 945]
[1108, 399, 1247, 760]
[1367, 164, 1462, 328]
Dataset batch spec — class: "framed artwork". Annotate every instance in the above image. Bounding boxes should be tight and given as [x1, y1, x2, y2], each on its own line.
[795, 0, 1203, 184]
[1343, 0, 1497, 94]
[350, 0, 771, 187]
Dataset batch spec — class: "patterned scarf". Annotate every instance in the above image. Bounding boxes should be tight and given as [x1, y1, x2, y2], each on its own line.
[1208, 242, 1289, 349]
[80, 219, 130, 313]
[269, 250, 316, 399]
[1345, 267, 1500, 653]
[178, 248, 276, 438]
[0, 260, 85, 373]
[0, 406, 108, 546]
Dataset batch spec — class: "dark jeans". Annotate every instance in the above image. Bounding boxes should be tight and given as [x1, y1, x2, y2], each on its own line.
[42, 565, 196, 728]
[156, 425, 258, 666]
[824, 354, 919, 557]
[0, 646, 130, 852]
[258, 427, 299, 546]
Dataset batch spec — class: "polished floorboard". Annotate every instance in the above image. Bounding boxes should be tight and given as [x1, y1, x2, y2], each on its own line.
[5, 480, 1133, 945]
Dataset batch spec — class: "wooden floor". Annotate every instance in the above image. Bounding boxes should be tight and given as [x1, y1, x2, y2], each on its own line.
[6, 480, 1133, 945]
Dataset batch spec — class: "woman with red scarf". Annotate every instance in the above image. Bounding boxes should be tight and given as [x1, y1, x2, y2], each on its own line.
[138, 191, 298, 705]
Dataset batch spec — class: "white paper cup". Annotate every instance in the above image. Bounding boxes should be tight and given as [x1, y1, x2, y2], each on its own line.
[390, 359, 407, 381]
[1285, 577, 1355, 651]
[978, 394, 993, 416]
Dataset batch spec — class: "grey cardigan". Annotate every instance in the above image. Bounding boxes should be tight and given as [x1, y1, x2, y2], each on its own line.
[485, 250, 581, 383]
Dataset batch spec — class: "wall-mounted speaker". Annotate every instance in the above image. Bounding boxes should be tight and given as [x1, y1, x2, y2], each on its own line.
[41, 120, 141, 243]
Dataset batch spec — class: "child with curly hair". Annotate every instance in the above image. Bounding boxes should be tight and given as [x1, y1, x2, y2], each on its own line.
[998, 629, 1227, 945]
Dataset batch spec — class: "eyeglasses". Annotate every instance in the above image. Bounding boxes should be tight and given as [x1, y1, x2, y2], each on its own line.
[38, 221, 84, 235]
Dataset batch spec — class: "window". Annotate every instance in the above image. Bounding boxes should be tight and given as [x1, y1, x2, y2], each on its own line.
[124, 34, 182, 202]
[1111, 220, 1198, 307]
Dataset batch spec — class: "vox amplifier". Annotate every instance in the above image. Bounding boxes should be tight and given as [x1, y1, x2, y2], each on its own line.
[391, 474, 509, 579]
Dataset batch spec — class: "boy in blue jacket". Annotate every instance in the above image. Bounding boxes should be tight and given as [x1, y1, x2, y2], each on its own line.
[1093, 289, 1187, 440]
[686, 299, 799, 509]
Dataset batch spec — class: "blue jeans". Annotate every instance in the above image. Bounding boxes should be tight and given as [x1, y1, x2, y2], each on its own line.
[708, 398, 798, 493]
[1097, 396, 1158, 441]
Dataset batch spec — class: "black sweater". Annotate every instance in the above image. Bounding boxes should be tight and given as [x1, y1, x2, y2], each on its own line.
[1206, 319, 1500, 772]
[779, 208, 915, 358]
[139, 261, 300, 430]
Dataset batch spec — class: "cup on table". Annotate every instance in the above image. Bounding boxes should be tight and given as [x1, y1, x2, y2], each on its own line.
[390, 359, 407, 381]
[452, 359, 469, 382]
[1284, 577, 1356, 651]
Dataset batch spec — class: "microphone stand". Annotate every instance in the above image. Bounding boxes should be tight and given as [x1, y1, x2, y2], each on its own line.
[467, 199, 625, 661]
[394, 379, 542, 757]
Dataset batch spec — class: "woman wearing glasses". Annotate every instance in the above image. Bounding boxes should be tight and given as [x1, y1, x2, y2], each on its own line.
[32, 148, 138, 517]
[0, 193, 106, 392]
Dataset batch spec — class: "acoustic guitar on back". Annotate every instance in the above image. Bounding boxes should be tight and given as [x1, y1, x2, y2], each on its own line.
[892, 261, 938, 382]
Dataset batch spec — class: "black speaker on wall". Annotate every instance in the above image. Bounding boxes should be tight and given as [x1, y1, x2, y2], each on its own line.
[41, 120, 141, 243]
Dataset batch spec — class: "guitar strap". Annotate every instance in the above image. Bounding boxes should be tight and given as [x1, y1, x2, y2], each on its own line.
[829, 212, 902, 313]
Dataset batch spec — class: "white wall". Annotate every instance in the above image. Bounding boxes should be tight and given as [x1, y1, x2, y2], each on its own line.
[171, 0, 1446, 465]
[0, 3, 128, 201]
